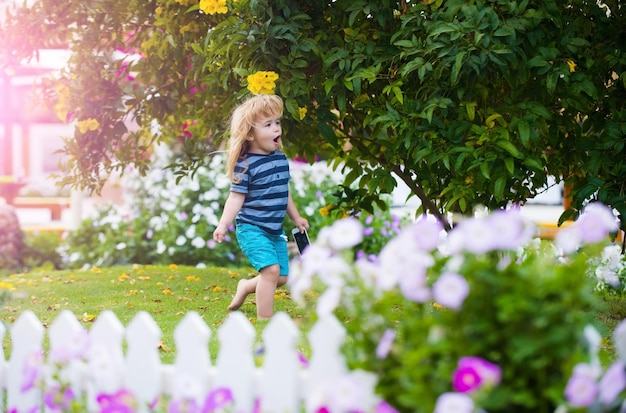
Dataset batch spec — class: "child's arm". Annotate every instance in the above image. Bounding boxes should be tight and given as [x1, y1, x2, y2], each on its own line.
[213, 192, 246, 243]
[287, 192, 309, 233]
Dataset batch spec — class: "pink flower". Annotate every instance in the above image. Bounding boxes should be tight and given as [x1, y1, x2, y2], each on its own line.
[452, 356, 501, 393]
[97, 389, 136, 413]
[375, 400, 400, 413]
[202, 387, 233, 412]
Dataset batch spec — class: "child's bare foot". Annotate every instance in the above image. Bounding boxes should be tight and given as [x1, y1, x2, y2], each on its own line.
[228, 279, 248, 311]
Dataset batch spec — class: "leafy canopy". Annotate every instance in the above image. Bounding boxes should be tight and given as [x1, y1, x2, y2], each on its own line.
[2, 0, 625, 231]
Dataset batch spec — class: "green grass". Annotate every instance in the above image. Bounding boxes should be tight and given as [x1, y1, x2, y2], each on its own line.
[0, 265, 308, 364]
[3, 264, 626, 367]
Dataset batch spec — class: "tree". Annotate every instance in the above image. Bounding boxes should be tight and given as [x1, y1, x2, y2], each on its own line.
[2, 0, 625, 236]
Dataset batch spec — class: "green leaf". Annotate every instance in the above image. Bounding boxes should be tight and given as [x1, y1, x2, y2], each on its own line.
[318, 122, 337, 147]
[518, 119, 530, 147]
[496, 140, 521, 158]
[504, 158, 514, 174]
[494, 175, 506, 201]
[451, 52, 465, 86]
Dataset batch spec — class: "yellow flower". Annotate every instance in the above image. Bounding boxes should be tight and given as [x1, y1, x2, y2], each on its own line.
[212, 286, 222, 292]
[199, 0, 228, 15]
[169, 264, 178, 270]
[0, 281, 15, 291]
[77, 118, 100, 134]
[246, 71, 279, 95]
[163, 288, 174, 296]
[319, 205, 331, 217]
[566, 59, 577, 73]
[138, 276, 150, 281]
[155, 6, 163, 14]
[298, 106, 307, 120]
[186, 276, 201, 282]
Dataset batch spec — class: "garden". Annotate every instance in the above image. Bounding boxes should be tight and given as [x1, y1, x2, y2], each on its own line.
[2, 0, 626, 411]
[2, 148, 626, 412]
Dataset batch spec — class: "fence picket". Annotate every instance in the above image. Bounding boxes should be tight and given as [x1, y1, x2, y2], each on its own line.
[306, 315, 348, 396]
[48, 310, 89, 395]
[0, 310, 370, 412]
[214, 311, 256, 412]
[260, 312, 301, 412]
[170, 311, 212, 404]
[7, 310, 44, 413]
[124, 311, 162, 412]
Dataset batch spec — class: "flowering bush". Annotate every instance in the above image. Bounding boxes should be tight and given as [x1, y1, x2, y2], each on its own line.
[289, 203, 623, 412]
[61, 149, 243, 269]
[61, 148, 408, 269]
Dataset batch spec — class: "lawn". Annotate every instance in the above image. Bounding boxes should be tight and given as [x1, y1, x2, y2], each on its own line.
[2, 263, 626, 366]
[0, 264, 309, 364]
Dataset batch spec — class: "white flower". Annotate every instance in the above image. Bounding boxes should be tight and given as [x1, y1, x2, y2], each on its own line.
[555, 225, 583, 254]
[326, 217, 364, 251]
[175, 235, 187, 246]
[191, 236, 205, 248]
[185, 225, 196, 239]
[432, 273, 470, 310]
[156, 240, 167, 254]
[115, 242, 126, 250]
[434, 392, 474, 413]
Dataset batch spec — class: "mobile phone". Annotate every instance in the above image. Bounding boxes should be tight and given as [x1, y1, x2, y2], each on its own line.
[291, 227, 311, 254]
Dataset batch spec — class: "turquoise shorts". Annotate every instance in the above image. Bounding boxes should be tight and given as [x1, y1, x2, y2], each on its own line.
[236, 223, 289, 276]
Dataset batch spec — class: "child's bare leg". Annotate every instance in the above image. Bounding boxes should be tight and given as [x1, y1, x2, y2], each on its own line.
[228, 275, 287, 312]
[256, 264, 281, 320]
[228, 278, 257, 311]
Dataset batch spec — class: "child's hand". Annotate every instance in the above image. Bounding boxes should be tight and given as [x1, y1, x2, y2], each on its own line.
[213, 225, 227, 243]
[293, 217, 309, 233]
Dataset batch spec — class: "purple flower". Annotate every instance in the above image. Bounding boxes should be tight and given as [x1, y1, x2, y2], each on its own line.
[599, 360, 626, 405]
[363, 227, 375, 236]
[577, 203, 619, 243]
[376, 329, 396, 359]
[298, 352, 309, 368]
[97, 389, 136, 413]
[44, 385, 75, 411]
[432, 273, 469, 310]
[565, 365, 598, 407]
[452, 356, 501, 393]
[202, 387, 234, 412]
[168, 399, 201, 413]
[21, 350, 43, 392]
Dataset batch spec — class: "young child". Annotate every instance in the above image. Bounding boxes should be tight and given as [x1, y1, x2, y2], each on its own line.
[213, 94, 309, 320]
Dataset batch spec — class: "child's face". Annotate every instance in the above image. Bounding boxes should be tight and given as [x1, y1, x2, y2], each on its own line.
[247, 114, 282, 155]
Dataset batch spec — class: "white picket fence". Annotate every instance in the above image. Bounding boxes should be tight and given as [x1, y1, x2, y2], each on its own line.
[0, 310, 378, 413]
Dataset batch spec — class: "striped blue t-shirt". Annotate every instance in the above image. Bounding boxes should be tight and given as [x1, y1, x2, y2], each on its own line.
[231, 151, 291, 235]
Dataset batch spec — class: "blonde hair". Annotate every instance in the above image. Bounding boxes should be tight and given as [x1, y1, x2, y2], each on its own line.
[226, 94, 284, 183]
